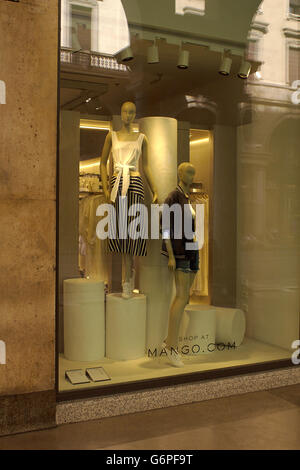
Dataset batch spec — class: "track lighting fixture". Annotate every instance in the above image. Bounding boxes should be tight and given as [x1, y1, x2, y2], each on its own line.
[238, 60, 251, 79]
[177, 49, 189, 69]
[119, 46, 134, 62]
[147, 41, 159, 64]
[219, 51, 232, 76]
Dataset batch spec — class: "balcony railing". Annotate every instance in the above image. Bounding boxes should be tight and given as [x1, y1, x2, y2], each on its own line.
[60, 48, 130, 74]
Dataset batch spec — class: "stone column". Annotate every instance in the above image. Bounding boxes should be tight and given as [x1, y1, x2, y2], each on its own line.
[0, 0, 58, 435]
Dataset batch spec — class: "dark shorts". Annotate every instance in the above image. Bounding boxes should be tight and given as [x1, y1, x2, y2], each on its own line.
[176, 250, 199, 273]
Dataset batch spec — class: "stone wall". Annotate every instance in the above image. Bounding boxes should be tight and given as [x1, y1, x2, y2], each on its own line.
[0, 0, 58, 435]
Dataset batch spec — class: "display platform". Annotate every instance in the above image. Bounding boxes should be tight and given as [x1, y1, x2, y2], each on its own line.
[59, 337, 292, 392]
[106, 293, 147, 360]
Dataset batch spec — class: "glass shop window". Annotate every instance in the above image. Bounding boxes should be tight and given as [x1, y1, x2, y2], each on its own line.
[58, 0, 300, 393]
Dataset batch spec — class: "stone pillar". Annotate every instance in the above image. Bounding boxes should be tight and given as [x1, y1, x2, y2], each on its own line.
[0, 0, 58, 435]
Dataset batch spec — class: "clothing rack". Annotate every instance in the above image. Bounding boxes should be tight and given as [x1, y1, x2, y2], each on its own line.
[79, 172, 100, 177]
[79, 190, 104, 195]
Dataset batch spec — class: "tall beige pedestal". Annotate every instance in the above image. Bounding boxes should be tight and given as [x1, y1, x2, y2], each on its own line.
[214, 306, 246, 347]
[139, 116, 178, 351]
[106, 293, 147, 360]
[178, 305, 217, 356]
[63, 278, 105, 361]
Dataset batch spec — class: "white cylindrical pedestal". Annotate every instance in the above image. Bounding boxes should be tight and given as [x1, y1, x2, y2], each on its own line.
[139, 116, 178, 351]
[178, 305, 217, 355]
[63, 278, 105, 361]
[106, 293, 147, 360]
[214, 306, 246, 347]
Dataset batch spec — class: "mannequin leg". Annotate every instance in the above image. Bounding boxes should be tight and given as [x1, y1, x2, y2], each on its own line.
[165, 270, 190, 351]
[123, 253, 133, 283]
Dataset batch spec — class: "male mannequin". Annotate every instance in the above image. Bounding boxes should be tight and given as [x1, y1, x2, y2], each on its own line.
[161, 162, 199, 366]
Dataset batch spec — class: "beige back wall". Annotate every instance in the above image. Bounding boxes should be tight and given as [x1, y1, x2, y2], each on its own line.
[190, 130, 212, 194]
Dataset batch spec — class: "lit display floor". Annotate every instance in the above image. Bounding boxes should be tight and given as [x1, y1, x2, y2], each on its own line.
[59, 337, 292, 392]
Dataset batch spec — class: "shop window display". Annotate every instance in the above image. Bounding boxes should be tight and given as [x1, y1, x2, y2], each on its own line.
[58, 0, 300, 392]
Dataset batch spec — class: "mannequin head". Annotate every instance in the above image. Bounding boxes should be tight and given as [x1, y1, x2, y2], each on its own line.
[178, 162, 196, 187]
[121, 101, 136, 126]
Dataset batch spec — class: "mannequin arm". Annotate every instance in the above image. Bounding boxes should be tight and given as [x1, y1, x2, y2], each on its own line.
[162, 201, 176, 271]
[165, 238, 176, 271]
[100, 131, 112, 201]
[142, 135, 158, 203]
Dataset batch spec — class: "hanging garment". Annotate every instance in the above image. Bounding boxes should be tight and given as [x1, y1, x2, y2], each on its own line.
[79, 193, 109, 281]
[78, 234, 87, 273]
[108, 131, 147, 256]
[190, 192, 209, 296]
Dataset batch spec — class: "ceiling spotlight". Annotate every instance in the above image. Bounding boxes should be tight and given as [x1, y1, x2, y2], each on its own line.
[147, 42, 159, 64]
[177, 49, 189, 69]
[119, 46, 134, 62]
[219, 53, 232, 76]
[238, 60, 252, 79]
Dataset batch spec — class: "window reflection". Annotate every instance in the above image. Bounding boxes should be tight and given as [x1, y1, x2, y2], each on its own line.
[71, 4, 92, 51]
[61, 0, 130, 55]
[175, 0, 206, 16]
[290, 0, 300, 16]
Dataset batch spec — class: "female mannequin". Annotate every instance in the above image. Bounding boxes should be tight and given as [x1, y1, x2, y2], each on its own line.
[161, 162, 199, 367]
[100, 101, 158, 298]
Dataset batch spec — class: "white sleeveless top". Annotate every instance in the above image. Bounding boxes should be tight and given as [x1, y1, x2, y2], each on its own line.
[110, 131, 145, 202]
